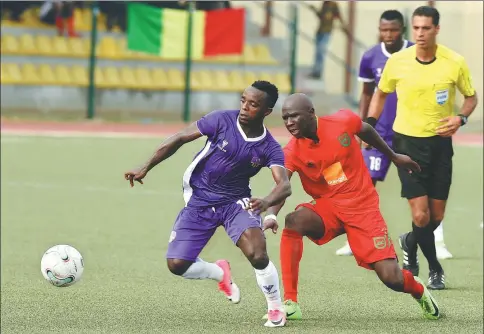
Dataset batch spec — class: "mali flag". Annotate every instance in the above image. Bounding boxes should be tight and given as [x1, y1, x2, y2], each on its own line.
[127, 3, 245, 59]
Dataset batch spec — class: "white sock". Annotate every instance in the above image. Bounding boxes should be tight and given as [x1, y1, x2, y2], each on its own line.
[182, 258, 224, 281]
[434, 222, 444, 244]
[254, 261, 283, 311]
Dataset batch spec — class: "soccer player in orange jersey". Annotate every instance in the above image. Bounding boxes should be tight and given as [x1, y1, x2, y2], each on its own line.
[263, 93, 440, 321]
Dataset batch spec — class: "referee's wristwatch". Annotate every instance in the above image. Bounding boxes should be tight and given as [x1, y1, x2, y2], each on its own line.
[458, 114, 468, 126]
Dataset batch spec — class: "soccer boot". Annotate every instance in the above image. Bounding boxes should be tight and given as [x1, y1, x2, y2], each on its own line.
[436, 243, 453, 260]
[262, 300, 302, 320]
[399, 233, 420, 276]
[335, 241, 353, 256]
[215, 260, 241, 303]
[414, 276, 440, 320]
[427, 269, 445, 290]
[264, 309, 286, 328]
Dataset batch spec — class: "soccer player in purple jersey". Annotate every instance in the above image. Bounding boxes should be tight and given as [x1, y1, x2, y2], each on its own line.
[124, 81, 291, 328]
[337, 10, 452, 260]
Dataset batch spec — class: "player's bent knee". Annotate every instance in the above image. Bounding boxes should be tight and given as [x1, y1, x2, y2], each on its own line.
[247, 251, 269, 270]
[166, 258, 193, 276]
[412, 210, 430, 227]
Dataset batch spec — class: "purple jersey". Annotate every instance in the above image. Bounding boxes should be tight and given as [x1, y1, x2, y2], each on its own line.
[358, 40, 413, 137]
[183, 109, 284, 208]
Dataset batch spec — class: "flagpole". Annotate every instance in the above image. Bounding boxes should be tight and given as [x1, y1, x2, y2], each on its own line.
[183, 1, 195, 123]
[289, 2, 298, 94]
[87, 1, 99, 119]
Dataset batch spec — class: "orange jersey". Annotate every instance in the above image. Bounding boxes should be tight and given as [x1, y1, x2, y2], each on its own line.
[284, 109, 379, 214]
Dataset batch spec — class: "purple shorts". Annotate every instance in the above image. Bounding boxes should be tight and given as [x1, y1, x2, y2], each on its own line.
[166, 200, 262, 261]
[361, 136, 393, 181]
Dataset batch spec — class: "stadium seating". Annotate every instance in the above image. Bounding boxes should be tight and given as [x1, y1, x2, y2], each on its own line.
[0, 63, 291, 93]
[0, 33, 277, 65]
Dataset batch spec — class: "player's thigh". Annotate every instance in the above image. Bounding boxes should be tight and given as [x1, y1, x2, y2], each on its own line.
[166, 207, 218, 262]
[222, 201, 264, 246]
[362, 147, 392, 181]
[428, 136, 453, 201]
[293, 199, 344, 245]
[344, 210, 397, 270]
[393, 133, 432, 199]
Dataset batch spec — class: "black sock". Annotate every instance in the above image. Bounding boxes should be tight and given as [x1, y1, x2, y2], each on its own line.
[405, 223, 419, 255]
[412, 224, 443, 273]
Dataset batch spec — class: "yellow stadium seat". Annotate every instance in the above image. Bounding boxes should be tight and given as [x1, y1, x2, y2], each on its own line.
[98, 37, 120, 59]
[72, 65, 89, 87]
[242, 45, 257, 64]
[191, 70, 214, 91]
[151, 68, 169, 90]
[253, 44, 276, 64]
[1, 35, 20, 55]
[244, 71, 257, 86]
[94, 67, 107, 87]
[68, 37, 89, 57]
[166, 69, 184, 91]
[3, 63, 23, 84]
[74, 9, 90, 31]
[135, 68, 155, 90]
[102, 66, 122, 89]
[120, 67, 137, 89]
[274, 73, 291, 94]
[19, 34, 38, 55]
[228, 71, 246, 92]
[52, 37, 70, 57]
[213, 71, 233, 92]
[38, 64, 57, 85]
[0, 64, 10, 84]
[54, 65, 74, 86]
[21, 63, 41, 85]
[258, 72, 274, 82]
[35, 35, 53, 56]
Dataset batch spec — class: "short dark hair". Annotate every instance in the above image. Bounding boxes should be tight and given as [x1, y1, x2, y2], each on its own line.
[412, 6, 440, 26]
[251, 80, 279, 108]
[380, 10, 404, 26]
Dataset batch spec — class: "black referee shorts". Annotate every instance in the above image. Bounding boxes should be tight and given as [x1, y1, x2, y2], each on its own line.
[392, 132, 453, 200]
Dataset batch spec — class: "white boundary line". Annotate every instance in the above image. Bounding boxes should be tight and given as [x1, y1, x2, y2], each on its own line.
[1, 129, 483, 147]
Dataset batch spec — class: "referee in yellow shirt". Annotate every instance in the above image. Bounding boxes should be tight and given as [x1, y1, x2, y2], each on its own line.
[366, 6, 478, 290]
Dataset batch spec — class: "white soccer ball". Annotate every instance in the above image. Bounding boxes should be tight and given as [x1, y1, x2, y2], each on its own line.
[40, 245, 84, 287]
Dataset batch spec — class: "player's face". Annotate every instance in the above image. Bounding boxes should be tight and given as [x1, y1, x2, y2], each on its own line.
[239, 87, 271, 125]
[412, 15, 439, 48]
[379, 19, 403, 47]
[281, 107, 314, 138]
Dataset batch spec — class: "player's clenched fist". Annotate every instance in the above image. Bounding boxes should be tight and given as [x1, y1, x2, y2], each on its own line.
[262, 217, 279, 234]
[249, 197, 271, 214]
[124, 168, 148, 187]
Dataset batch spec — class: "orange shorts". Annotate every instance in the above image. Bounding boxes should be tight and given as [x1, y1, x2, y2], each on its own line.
[296, 198, 397, 270]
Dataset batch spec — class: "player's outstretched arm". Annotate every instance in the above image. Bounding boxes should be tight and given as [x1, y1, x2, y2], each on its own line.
[259, 170, 294, 233]
[250, 166, 291, 214]
[357, 123, 421, 174]
[124, 122, 203, 187]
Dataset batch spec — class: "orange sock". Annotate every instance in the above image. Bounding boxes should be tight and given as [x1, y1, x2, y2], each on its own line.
[280, 229, 303, 302]
[402, 269, 424, 299]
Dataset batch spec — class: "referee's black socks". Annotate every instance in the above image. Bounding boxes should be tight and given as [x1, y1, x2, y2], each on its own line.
[412, 223, 443, 273]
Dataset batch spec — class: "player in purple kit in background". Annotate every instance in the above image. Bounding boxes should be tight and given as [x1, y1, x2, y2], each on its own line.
[124, 81, 291, 328]
[336, 10, 452, 259]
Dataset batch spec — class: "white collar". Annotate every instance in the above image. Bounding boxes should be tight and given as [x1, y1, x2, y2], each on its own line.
[236, 117, 267, 142]
[380, 39, 408, 58]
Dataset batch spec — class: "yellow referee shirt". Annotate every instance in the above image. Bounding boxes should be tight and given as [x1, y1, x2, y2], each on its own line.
[378, 44, 475, 137]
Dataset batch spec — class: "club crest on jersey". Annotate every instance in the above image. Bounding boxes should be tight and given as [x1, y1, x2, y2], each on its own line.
[376, 68, 382, 77]
[251, 156, 262, 168]
[436, 89, 449, 105]
[338, 132, 351, 147]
